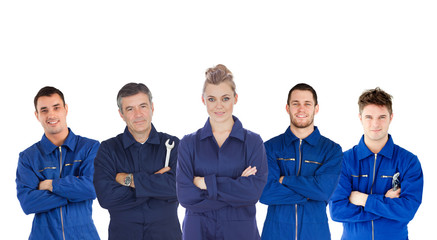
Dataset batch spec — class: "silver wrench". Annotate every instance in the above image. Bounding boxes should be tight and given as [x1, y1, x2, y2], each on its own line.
[164, 139, 175, 167]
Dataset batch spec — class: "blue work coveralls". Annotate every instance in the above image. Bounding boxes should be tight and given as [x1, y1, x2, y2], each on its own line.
[260, 127, 343, 240]
[329, 135, 423, 240]
[93, 125, 181, 240]
[176, 117, 268, 240]
[16, 129, 100, 240]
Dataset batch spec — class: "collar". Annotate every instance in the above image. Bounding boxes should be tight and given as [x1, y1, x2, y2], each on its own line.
[356, 134, 394, 160]
[284, 126, 321, 147]
[121, 123, 160, 149]
[200, 116, 245, 142]
[41, 128, 77, 154]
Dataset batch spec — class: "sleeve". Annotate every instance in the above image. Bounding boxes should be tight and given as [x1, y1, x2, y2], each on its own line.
[133, 137, 179, 201]
[93, 141, 147, 211]
[329, 158, 381, 223]
[51, 141, 99, 202]
[16, 152, 68, 215]
[364, 155, 423, 222]
[204, 136, 268, 208]
[259, 141, 308, 205]
[176, 136, 229, 212]
[281, 144, 343, 202]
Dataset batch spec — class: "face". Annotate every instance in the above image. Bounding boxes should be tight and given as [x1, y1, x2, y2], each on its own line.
[286, 90, 319, 129]
[35, 94, 69, 136]
[119, 92, 154, 137]
[202, 82, 238, 124]
[360, 104, 393, 143]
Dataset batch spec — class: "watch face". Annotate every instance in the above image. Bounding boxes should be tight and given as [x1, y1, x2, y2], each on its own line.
[124, 175, 132, 186]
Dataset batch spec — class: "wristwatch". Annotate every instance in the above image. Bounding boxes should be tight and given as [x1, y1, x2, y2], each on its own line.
[124, 173, 133, 187]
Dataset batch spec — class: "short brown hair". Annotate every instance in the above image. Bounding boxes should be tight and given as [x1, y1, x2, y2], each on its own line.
[34, 86, 65, 112]
[287, 83, 318, 106]
[203, 64, 236, 96]
[358, 87, 393, 114]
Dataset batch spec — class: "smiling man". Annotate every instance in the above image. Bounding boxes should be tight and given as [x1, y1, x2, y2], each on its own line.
[260, 83, 343, 240]
[93, 83, 181, 240]
[329, 87, 423, 240]
[16, 86, 100, 239]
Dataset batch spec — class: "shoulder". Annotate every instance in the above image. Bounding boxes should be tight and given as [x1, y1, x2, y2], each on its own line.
[244, 128, 263, 145]
[156, 131, 180, 145]
[392, 144, 420, 166]
[75, 134, 100, 149]
[264, 132, 285, 145]
[19, 142, 41, 162]
[318, 135, 342, 152]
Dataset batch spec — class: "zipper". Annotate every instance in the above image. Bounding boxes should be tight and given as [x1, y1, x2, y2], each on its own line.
[370, 153, 377, 240]
[59, 146, 66, 240]
[295, 139, 303, 240]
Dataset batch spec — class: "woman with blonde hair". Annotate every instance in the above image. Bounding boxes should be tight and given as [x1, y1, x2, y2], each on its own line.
[176, 64, 267, 239]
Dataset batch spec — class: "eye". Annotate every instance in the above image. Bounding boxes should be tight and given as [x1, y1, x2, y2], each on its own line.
[208, 98, 215, 102]
[223, 97, 230, 102]
[126, 107, 133, 111]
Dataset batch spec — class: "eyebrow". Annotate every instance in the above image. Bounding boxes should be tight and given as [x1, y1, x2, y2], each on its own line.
[39, 103, 61, 111]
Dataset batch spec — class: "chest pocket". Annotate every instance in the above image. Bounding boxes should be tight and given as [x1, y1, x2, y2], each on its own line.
[351, 174, 370, 192]
[62, 160, 83, 176]
[277, 157, 296, 176]
[374, 170, 398, 194]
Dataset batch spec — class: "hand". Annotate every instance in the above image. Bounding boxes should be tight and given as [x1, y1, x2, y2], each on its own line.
[154, 167, 171, 174]
[349, 191, 368, 207]
[385, 188, 401, 199]
[38, 179, 53, 192]
[241, 166, 257, 177]
[116, 173, 135, 188]
[279, 176, 284, 184]
[193, 176, 207, 190]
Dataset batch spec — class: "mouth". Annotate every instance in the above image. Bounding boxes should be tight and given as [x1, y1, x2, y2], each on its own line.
[47, 120, 59, 126]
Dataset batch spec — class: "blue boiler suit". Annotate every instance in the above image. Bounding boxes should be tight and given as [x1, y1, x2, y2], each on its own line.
[16, 129, 100, 240]
[260, 127, 343, 240]
[93, 125, 182, 240]
[329, 135, 423, 240]
[176, 117, 268, 240]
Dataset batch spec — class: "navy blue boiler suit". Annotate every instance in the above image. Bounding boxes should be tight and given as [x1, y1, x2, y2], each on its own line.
[176, 117, 268, 240]
[94, 125, 182, 240]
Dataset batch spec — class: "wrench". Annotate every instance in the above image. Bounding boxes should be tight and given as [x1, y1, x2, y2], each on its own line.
[164, 139, 175, 167]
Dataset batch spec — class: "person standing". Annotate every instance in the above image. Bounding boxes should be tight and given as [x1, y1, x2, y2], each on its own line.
[260, 83, 343, 240]
[16, 86, 100, 239]
[93, 83, 181, 240]
[176, 64, 268, 240]
[329, 87, 423, 240]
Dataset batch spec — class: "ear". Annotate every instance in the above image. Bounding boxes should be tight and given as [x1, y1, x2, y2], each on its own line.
[201, 95, 206, 105]
[358, 112, 362, 121]
[234, 93, 238, 104]
[314, 104, 319, 115]
[64, 104, 68, 116]
[35, 111, 39, 122]
[151, 102, 154, 114]
[285, 104, 290, 115]
[390, 113, 394, 122]
[118, 109, 124, 120]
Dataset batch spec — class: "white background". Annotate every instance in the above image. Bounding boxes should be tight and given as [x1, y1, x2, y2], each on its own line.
[1, 1, 436, 239]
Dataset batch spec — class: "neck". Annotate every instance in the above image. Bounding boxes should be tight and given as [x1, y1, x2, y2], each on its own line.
[46, 129, 69, 147]
[130, 128, 151, 144]
[289, 125, 314, 140]
[210, 117, 234, 133]
[364, 135, 388, 154]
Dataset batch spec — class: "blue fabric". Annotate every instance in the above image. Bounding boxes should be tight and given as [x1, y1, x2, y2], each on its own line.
[329, 135, 423, 240]
[16, 129, 100, 240]
[260, 127, 343, 240]
[93, 124, 181, 240]
[176, 116, 268, 240]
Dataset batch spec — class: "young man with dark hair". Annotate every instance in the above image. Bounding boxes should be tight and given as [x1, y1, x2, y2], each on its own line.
[329, 87, 423, 240]
[93, 82, 181, 240]
[16, 86, 100, 239]
[260, 83, 343, 240]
